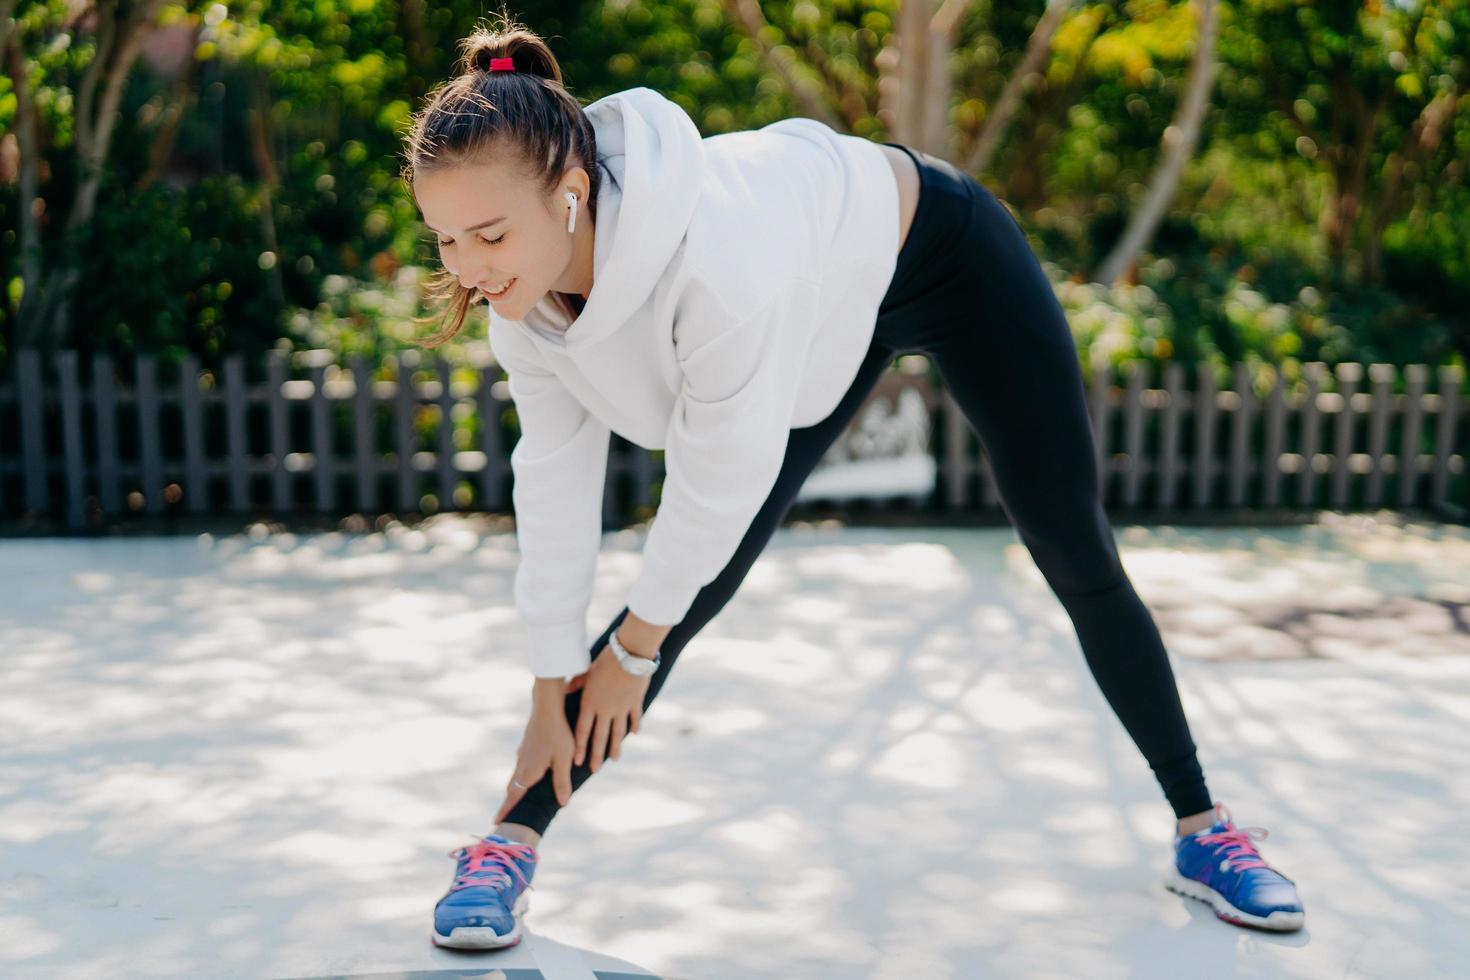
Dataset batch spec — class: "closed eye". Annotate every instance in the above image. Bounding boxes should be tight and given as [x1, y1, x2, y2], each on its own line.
[436, 233, 506, 247]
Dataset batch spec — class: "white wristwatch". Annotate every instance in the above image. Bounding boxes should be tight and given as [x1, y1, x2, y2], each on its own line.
[607, 627, 661, 677]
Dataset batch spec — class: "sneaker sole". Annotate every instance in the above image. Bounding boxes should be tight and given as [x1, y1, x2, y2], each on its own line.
[1163, 866, 1305, 932]
[431, 887, 530, 949]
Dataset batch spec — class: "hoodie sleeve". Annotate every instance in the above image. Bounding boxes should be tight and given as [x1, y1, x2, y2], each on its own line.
[493, 329, 612, 679]
[624, 278, 816, 626]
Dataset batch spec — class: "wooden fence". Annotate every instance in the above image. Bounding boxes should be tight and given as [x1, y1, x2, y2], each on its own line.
[0, 348, 1465, 530]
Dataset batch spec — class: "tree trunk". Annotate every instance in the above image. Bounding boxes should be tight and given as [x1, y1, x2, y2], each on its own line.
[964, 0, 1075, 175]
[32, 0, 166, 349]
[1319, 76, 1385, 278]
[1364, 85, 1458, 284]
[726, 0, 841, 127]
[876, 26, 902, 135]
[248, 69, 287, 311]
[894, 0, 934, 147]
[919, 0, 973, 155]
[135, 18, 204, 193]
[1093, 0, 1218, 286]
[0, 0, 16, 53]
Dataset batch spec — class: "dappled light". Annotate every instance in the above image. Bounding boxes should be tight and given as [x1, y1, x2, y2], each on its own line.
[3, 515, 1467, 976]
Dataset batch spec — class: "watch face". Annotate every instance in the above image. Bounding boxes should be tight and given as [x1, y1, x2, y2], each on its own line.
[612, 643, 656, 675]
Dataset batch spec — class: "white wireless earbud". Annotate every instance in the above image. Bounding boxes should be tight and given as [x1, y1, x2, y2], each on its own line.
[565, 192, 578, 234]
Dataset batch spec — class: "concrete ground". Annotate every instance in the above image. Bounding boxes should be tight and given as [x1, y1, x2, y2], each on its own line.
[2, 512, 1467, 979]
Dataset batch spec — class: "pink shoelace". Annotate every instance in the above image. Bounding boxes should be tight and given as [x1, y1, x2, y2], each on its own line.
[446, 836, 537, 893]
[1194, 803, 1272, 872]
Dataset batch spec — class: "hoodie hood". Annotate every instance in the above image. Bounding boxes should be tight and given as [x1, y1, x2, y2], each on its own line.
[513, 86, 704, 352]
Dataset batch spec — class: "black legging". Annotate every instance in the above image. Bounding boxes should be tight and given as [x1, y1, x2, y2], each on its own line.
[502, 143, 1212, 836]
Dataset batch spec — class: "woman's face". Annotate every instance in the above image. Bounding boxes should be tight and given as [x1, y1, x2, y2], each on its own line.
[414, 153, 589, 321]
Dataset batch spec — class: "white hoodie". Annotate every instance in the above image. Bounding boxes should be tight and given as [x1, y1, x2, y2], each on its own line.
[486, 86, 900, 678]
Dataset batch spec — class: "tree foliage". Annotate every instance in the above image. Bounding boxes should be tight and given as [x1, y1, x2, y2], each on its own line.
[1, 0, 1465, 376]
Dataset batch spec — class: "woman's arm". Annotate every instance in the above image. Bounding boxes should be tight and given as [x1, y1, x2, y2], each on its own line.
[533, 674, 569, 703]
[529, 608, 671, 700]
[616, 609, 674, 657]
[622, 278, 817, 628]
[490, 317, 612, 680]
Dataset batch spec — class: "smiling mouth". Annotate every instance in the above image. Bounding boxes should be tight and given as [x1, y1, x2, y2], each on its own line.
[481, 278, 517, 299]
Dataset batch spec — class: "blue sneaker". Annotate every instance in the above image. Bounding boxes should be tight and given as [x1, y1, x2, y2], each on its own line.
[432, 832, 539, 949]
[1164, 801, 1305, 932]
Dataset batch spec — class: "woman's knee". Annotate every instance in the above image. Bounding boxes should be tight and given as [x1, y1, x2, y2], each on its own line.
[1014, 505, 1126, 597]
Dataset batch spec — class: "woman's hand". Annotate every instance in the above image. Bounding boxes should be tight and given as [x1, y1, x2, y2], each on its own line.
[494, 693, 578, 824]
[570, 636, 652, 772]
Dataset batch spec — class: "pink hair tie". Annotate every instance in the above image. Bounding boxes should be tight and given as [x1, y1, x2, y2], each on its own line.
[487, 57, 515, 72]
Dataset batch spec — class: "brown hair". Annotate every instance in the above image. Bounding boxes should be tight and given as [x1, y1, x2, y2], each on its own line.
[400, 8, 600, 347]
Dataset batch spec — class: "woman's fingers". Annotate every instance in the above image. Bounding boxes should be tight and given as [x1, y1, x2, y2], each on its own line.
[609, 714, 627, 761]
[590, 713, 611, 772]
[572, 671, 645, 771]
[573, 703, 593, 767]
[495, 769, 531, 824]
[552, 751, 573, 806]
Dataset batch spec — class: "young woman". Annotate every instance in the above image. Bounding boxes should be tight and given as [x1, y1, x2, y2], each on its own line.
[405, 16, 1305, 951]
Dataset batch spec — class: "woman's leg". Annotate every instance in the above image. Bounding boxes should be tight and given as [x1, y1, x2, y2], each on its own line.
[917, 176, 1213, 820]
[499, 341, 899, 838]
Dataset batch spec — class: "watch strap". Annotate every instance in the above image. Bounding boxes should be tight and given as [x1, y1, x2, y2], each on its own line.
[609, 627, 661, 673]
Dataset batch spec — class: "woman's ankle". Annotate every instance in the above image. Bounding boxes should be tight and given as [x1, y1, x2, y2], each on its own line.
[495, 821, 542, 849]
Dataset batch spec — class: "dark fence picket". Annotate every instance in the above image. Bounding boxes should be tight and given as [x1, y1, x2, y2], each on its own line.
[350, 354, 378, 515]
[435, 357, 457, 510]
[267, 350, 292, 512]
[1432, 365, 1464, 513]
[1192, 362, 1217, 510]
[1330, 362, 1361, 510]
[1261, 368, 1286, 509]
[307, 354, 335, 514]
[395, 351, 418, 513]
[1121, 361, 1147, 509]
[223, 354, 250, 513]
[476, 361, 508, 512]
[1398, 364, 1428, 508]
[1364, 363, 1394, 509]
[18, 349, 47, 514]
[1295, 362, 1325, 508]
[136, 354, 164, 515]
[93, 352, 122, 514]
[57, 350, 86, 528]
[180, 354, 208, 515]
[1227, 362, 1252, 508]
[1159, 361, 1184, 510]
[940, 387, 969, 510]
